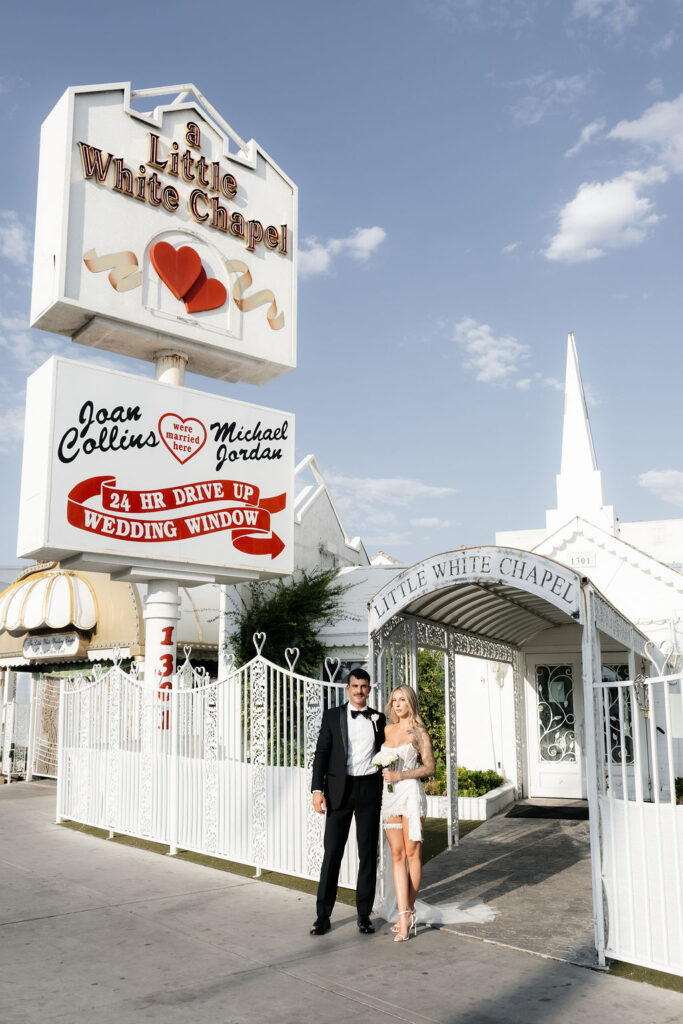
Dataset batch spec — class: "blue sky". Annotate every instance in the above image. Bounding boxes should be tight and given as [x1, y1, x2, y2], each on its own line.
[2, 0, 683, 568]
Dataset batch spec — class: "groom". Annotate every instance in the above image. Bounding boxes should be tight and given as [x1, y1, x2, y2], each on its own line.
[310, 668, 386, 935]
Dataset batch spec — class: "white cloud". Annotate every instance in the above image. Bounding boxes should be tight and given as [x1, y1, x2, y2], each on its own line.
[298, 244, 332, 277]
[608, 93, 683, 173]
[511, 73, 590, 126]
[453, 317, 530, 384]
[299, 226, 386, 277]
[501, 241, 519, 254]
[327, 473, 456, 508]
[0, 402, 25, 451]
[0, 211, 31, 266]
[570, 0, 640, 34]
[565, 117, 606, 157]
[638, 468, 683, 507]
[646, 77, 665, 96]
[638, 470, 683, 508]
[651, 30, 677, 55]
[409, 517, 455, 528]
[544, 166, 667, 262]
[543, 375, 565, 391]
[428, 1, 538, 32]
[326, 471, 457, 552]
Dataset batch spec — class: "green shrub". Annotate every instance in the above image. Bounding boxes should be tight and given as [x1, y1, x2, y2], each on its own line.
[228, 567, 353, 677]
[676, 777, 683, 804]
[423, 762, 505, 797]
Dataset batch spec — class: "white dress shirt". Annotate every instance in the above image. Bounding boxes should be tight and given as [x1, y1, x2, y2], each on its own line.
[346, 703, 377, 776]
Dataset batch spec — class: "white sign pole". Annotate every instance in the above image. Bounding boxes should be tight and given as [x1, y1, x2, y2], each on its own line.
[142, 351, 189, 689]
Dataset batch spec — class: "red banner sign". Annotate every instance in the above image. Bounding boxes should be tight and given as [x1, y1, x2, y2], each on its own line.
[67, 476, 286, 558]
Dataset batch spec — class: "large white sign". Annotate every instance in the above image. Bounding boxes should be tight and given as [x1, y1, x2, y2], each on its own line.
[17, 358, 294, 583]
[30, 83, 297, 384]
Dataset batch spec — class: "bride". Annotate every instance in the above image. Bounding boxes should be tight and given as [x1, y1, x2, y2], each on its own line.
[378, 684, 497, 940]
[379, 684, 435, 941]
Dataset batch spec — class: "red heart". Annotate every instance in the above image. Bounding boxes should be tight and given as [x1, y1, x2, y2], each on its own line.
[150, 241, 202, 300]
[158, 414, 207, 465]
[184, 266, 227, 314]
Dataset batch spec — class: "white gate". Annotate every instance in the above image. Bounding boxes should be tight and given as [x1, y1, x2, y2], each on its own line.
[1, 674, 30, 781]
[57, 640, 363, 888]
[28, 675, 61, 779]
[596, 646, 683, 977]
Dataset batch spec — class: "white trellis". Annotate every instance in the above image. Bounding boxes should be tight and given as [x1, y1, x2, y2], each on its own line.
[56, 638, 365, 887]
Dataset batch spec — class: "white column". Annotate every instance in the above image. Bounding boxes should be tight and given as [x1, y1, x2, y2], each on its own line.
[143, 581, 181, 691]
[154, 350, 188, 386]
[581, 586, 607, 968]
[145, 349, 188, 697]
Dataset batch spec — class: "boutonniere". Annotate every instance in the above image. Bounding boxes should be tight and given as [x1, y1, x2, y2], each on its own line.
[370, 713, 379, 731]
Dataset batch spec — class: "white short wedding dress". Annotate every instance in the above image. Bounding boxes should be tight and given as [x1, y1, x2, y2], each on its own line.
[375, 741, 498, 927]
[380, 742, 428, 842]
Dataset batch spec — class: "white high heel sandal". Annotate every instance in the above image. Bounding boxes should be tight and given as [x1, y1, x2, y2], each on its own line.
[391, 907, 416, 933]
[394, 910, 415, 942]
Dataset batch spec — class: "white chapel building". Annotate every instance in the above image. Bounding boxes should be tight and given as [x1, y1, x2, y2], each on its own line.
[321, 334, 683, 799]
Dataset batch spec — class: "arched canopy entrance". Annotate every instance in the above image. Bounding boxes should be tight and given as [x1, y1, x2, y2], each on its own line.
[368, 545, 655, 968]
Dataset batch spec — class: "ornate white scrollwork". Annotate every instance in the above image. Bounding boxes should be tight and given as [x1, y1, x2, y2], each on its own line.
[77, 686, 91, 824]
[252, 632, 266, 656]
[139, 681, 154, 837]
[106, 670, 121, 831]
[304, 677, 325, 877]
[250, 656, 267, 867]
[595, 596, 647, 658]
[203, 683, 218, 854]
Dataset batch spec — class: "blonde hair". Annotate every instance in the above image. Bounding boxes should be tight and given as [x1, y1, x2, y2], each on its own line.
[385, 685, 424, 726]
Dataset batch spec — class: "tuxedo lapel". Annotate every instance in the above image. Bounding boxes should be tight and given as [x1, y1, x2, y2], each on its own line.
[339, 703, 349, 760]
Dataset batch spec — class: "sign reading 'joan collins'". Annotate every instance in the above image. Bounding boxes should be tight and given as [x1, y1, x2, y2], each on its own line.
[30, 83, 297, 384]
[18, 358, 294, 583]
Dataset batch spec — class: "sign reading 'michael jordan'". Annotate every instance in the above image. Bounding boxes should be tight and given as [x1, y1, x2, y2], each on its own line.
[30, 83, 297, 383]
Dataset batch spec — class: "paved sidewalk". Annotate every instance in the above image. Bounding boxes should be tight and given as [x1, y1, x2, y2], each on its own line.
[1, 782, 681, 1024]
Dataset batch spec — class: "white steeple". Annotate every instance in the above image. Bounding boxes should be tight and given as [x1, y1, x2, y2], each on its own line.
[546, 333, 616, 534]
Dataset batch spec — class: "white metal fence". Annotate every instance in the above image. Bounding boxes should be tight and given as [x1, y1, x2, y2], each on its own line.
[57, 642, 363, 888]
[597, 656, 683, 977]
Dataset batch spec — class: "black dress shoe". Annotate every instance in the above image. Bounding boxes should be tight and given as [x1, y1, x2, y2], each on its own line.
[357, 916, 375, 934]
[310, 917, 331, 935]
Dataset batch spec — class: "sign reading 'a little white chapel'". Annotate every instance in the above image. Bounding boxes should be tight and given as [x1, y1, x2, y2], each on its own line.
[30, 83, 297, 384]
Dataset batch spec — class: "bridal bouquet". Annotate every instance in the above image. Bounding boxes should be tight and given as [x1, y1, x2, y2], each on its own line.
[372, 749, 399, 792]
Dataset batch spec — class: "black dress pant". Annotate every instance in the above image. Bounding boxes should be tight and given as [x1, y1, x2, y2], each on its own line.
[316, 773, 382, 919]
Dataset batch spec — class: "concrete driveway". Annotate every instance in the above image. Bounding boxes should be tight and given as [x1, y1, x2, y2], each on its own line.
[422, 802, 595, 965]
[0, 782, 680, 1024]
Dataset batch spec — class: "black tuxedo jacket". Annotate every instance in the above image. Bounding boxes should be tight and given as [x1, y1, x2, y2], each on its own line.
[311, 703, 386, 810]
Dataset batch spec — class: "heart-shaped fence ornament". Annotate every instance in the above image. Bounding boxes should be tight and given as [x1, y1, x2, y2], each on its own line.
[252, 631, 266, 655]
[183, 645, 193, 661]
[325, 657, 341, 682]
[284, 647, 300, 672]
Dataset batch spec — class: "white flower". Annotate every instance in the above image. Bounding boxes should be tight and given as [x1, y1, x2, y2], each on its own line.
[370, 713, 379, 723]
[372, 749, 398, 768]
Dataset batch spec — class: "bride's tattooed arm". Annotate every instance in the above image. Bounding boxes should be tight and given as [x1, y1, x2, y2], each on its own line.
[400, 725, 436, 780]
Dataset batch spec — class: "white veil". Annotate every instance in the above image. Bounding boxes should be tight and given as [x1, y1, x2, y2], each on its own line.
[374, 836, 498, 926]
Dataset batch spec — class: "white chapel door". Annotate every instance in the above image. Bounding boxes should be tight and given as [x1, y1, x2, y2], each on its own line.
[525, 658, 585, 798]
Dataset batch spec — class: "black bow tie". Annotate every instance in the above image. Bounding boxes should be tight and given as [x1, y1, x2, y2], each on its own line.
[350, 708, 372, 719]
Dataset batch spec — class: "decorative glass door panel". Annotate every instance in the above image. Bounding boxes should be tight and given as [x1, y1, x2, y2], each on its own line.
[526, 658, 585, 798]
[537, 665, 576, 763]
